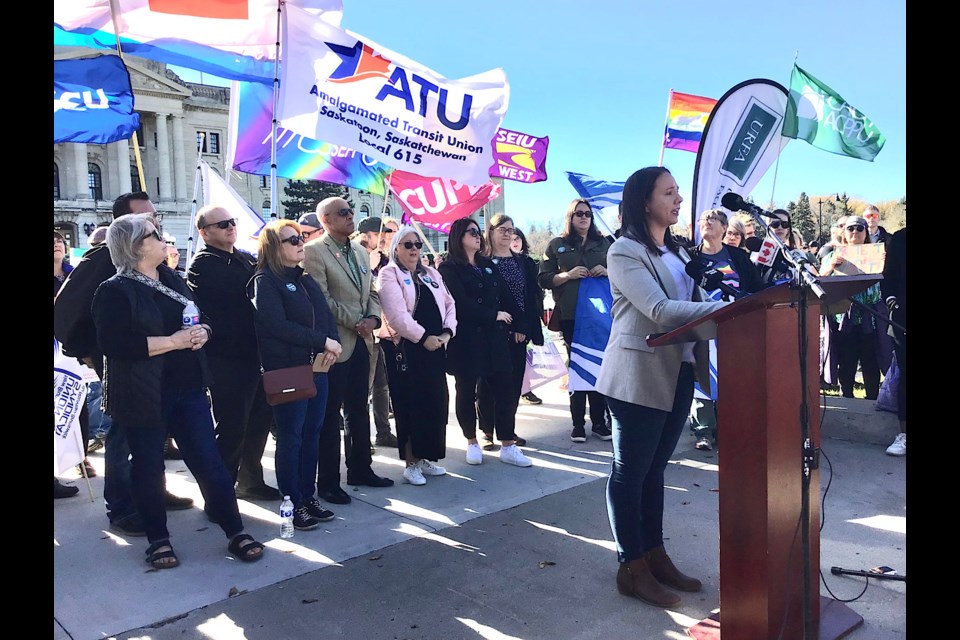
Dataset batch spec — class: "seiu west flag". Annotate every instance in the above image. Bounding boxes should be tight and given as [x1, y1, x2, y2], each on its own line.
[228, 81, 392, 195]
[278, 4, 509, 186]
[567, 277, 613, 392]
[54, 0, 342, 84]
[388, 170, 501, 233]
[54, 55, 140, 144]
[783, 64, 885, 162]
[488, 128, 548, 183]
[663, 91, 717, 153]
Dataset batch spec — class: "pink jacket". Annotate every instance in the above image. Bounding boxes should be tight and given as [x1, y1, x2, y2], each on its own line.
[376, 261, 457, 345]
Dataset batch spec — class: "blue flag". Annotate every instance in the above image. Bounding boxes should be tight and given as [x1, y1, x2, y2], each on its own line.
[54, 56, 140, 144]
[565, 172, 623, 236]
[567, 277, 613, 392]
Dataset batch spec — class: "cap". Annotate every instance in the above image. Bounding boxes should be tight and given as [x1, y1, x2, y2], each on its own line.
[298, 212, 321, 229]
[357, 216, 383, 234]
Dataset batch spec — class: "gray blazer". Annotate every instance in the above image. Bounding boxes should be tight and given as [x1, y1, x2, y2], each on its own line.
[596, 237, 729, 411]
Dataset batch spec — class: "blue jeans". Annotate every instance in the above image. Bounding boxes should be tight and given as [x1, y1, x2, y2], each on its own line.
[125, 387, 244, 544]
[103, 421, 137, 524]
[272, 373, 329, 508]
[86, 380, 112, 439]
[605, 363, 694, 564]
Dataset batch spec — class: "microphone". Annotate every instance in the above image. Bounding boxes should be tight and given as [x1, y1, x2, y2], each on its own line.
[720, 192, 782, 219]
[684, 257, 743, 301]
[744, 236, 763, 252]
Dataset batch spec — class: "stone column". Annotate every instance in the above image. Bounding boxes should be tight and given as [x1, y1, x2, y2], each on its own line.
[155, 113, 173, 201]
[73, 142, 89, 199]
[115, 138, 132, 195]
[171, 115, 188, 201]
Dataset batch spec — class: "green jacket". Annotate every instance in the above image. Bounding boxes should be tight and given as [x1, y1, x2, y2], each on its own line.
[537, 235, 610, 321]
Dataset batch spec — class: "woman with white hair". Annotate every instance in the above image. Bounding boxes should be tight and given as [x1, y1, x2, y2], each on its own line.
[376, 226, 457, 486]
[92, 213, 265, 569]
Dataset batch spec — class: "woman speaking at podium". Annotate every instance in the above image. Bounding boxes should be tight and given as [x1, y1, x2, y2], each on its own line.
[596, 166, 729, 608]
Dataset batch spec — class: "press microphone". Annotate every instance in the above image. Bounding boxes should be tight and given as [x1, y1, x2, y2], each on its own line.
[744, 236, 763, 252]
[720, 192, 781, 219]
[684, 257, 743, 301]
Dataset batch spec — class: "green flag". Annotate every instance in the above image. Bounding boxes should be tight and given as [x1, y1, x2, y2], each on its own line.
[783, 64, 886, 162]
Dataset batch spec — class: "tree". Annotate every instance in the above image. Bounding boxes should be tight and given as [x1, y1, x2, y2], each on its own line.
[525, 223, 553, 260]
[281, 179, 347, 220]
[792, 192, 815, 244]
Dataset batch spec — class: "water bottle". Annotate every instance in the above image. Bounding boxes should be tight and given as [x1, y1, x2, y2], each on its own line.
[181, 300, 200, 329]
[280, 496, 295, 539]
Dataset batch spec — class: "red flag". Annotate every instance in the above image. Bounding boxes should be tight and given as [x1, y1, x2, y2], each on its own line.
[388, 170, 501, 233]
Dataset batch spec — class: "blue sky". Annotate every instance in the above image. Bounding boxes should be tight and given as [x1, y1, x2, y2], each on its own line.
[176, 0, 905, 231]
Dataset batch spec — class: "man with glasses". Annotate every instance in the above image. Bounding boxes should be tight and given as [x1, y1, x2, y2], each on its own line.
[356, 215, 400, 450]
[303, 197, 393, 506]
[54, 191, 193, 530]
[297, 212, 325, 244]
[187, 205, 279, 502]
[863, 205, 891, 246]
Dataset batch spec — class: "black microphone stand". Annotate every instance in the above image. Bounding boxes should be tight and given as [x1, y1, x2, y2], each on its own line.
[752, 214, 824, 640]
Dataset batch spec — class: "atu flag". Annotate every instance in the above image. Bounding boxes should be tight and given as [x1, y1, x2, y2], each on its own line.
[54, 0, 342, 84]
[388, 170, 501, 234]
[54, 55, 140, 144]
[663, 90, 717, 153]
[783, 64, 886, 162]
[54, 339, 86, 475]
[278, 4, 509, 186]
[691, 79, 791, 243]
[228, 80, 393, 195]
[488, 128, 548, 183]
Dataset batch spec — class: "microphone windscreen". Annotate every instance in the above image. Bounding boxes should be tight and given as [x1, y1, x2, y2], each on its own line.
[721, 192, 745, 212]
[744, 236, 763, 252]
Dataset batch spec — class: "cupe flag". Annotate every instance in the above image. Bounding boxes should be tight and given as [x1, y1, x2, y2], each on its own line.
[54, 55, 140, 144]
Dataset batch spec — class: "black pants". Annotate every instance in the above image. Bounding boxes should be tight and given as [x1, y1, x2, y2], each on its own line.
[478, 339, 527, 437]
[455, 371, 516, 442]
[560, 320, 608, 429]
[835, 329, 881, 399]
[318, 340, 372, 489]
[207, 355, 273, 490]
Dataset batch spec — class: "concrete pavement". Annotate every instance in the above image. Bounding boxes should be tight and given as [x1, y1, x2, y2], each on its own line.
[54, 380, 907, 640]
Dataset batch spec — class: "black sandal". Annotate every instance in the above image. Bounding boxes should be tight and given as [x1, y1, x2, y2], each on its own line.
[145, 541, 179, 570]
[228, 533, 265, 563]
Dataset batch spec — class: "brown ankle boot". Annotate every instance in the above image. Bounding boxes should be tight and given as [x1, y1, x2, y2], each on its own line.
[645, 545, 702, 592]
[616, 558, 681, 608]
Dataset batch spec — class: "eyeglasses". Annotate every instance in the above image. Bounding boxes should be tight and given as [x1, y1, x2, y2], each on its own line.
[281, 234, 305, 246]
[768, 220, 791, 229]
[846, 224, 866, 232]
[465, 228, 482, 238]
[725, 230, 742, 237]
[141, 229, 163, 242]
[702, 214, 726, 223]
[335, 208, 354, 217]
[496, 227, 517, 235]
[302, 229, 319, 239]
[203, 218, 237, 230]
[401, 241, 424, 250]
[573, 211, 592, 219]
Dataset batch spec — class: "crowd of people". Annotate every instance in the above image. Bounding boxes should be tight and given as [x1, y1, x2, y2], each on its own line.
[54, 184, 904, 602]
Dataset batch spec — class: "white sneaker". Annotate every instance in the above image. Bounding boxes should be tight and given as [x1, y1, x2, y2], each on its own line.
[465, 443, 483, 465]
[885, 433, 906, 456]
[402, 464, 426, 485]
[500, 444, 533, 467]
[418, 459, 447, 476]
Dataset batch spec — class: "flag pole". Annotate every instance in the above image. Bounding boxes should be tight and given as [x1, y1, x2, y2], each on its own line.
[107, 2, 146, 192]
[377, 173, 393, 234]
[186, 135, 205, 265]
[410, 219, 439, 258]
[269, 0, 282, 220]
[658, 89, 673, 167]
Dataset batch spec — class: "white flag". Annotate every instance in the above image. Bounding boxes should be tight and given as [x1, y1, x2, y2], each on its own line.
[54, 339, 87, 475]
[278, 4, 509, 186]
[199, 161, 266, 257]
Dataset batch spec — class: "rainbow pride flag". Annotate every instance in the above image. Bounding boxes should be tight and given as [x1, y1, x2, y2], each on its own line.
[663, 91, 717, 153]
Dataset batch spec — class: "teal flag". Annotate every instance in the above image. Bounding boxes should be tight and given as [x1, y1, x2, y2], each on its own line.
[783, 64, 885, 162]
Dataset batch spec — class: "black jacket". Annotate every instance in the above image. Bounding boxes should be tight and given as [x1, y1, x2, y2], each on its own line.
[490, 252, 545, 346]
[881, 228, 906, 332]
[187, 245, 259, 361]
[689, 242, 764, 295]
[247, 266, 340, 371]
[92, 269, 211, 429]
[438, 257, 516, 377]
[54, 244, 117, 360]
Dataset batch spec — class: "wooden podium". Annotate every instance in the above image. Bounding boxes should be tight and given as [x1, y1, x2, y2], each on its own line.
[648, 275, 878, 640]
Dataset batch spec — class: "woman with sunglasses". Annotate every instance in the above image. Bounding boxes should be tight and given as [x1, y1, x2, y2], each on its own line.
[595, 167, 729, 608]
[248, 220, 342, 531]
[756, 209, 800, 286]
[818, 215, 883, 399]
[376, 227, 457, 486]
[439, 217, 532, 467]
[91, 213, 266, 569]
[475, 215, 545, 449]
[538, 199, 612, 442]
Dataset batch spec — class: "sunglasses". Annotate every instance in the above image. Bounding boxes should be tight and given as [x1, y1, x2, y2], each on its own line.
[401, 241, 424, 250]
[846, 224, 866, 232]
[573, 211, 592, 219]
[380, 228, 396, 234]
[141, 229, 163, 242]
[281, 234, 305, 246]
[335, 208, 354, 217]
[768, 220, 791, 229]
[465, 228, 482, 238]
[203, 218, 238, 230]
[302, 229, 319, 238]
